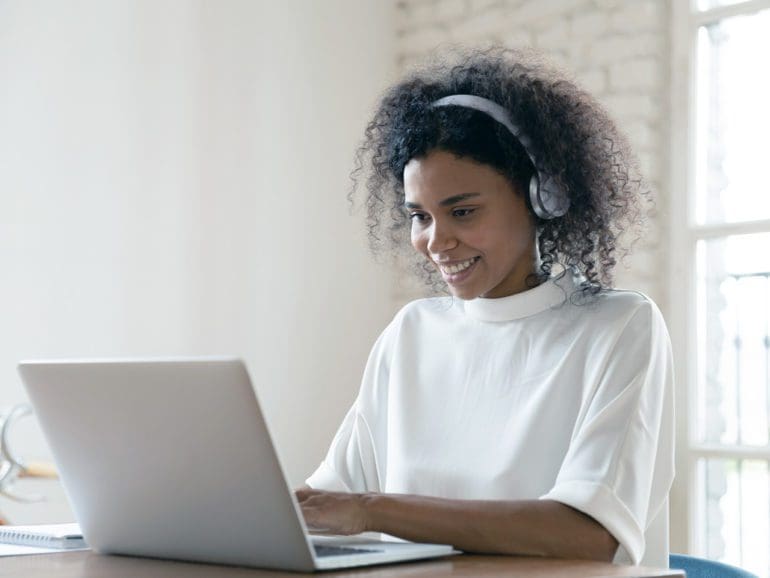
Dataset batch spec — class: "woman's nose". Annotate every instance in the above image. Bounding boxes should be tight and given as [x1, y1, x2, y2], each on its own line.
[426, 221, 458, 253]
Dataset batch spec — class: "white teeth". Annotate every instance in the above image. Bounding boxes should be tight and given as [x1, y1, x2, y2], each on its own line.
[441, 257, 476, 275]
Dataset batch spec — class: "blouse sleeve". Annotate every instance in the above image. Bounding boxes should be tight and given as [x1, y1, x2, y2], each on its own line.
[304, 405, 379, 492]
[304, 317, 396, 493]
[540, 298, 675, 565]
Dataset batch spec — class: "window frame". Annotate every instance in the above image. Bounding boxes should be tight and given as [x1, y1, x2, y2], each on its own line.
[669, 0, 770, 557]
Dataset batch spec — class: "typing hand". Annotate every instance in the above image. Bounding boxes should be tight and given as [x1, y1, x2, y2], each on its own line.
[295, 488, 371, 536]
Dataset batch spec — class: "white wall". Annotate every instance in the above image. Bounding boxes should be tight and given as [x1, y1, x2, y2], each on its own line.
[0, 0, 396, 522]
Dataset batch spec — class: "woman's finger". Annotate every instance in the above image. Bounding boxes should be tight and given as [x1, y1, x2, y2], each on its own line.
[295, 488, 322, 502]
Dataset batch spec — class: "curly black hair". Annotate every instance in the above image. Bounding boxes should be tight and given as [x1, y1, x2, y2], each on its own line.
[351, 47, 650, 296]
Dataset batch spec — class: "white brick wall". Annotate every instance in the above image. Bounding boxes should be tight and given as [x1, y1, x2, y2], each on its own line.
[393, 0, 670, 315]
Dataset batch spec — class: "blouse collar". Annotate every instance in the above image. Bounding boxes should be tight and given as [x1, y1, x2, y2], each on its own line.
[462, 273, 575, 322]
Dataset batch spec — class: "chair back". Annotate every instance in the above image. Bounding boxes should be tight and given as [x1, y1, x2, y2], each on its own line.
[669, 554, 758, 578]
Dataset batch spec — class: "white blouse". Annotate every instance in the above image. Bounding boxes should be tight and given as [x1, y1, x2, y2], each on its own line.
[307, 274, 675, 567]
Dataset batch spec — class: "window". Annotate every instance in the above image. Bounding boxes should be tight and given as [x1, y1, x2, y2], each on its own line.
[672, 1, 770, 575]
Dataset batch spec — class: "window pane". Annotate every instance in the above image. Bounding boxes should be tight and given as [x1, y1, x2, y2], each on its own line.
[698, 458, 769, 576]
[698, 0, 751, 10]
[697, 234, 770, 446]
[695, 9, 770, 225]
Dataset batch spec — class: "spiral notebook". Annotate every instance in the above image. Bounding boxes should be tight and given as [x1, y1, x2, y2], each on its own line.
[0, 523, 86, 550]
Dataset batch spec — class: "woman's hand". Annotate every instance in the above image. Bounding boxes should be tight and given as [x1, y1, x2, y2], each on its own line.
[295, 488, 372, 535]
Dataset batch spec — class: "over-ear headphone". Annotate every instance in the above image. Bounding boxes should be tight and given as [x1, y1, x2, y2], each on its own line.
[431, 94, 570, 220]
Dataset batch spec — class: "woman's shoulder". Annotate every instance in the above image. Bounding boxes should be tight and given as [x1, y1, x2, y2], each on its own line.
[393, 295, 461, 321]
[378, 296, 464, 339]
[363, 297, 460, 367]
[597, 287, 661, 313]
[595, 286, 656, 308]
[585, 287, 667, 334]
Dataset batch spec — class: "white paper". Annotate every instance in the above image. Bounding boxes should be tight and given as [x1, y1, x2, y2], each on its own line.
[0, 522, 82, 539]
[0, 542, 89, 556]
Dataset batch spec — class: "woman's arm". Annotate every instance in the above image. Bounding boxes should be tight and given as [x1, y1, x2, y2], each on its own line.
[296, 489, 618, 561]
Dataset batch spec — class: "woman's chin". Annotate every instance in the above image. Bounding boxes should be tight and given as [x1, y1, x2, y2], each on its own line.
[446, 284, 481, 300]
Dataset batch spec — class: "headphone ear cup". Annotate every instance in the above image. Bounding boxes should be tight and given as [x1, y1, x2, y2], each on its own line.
[528, 172, 570, 220]
[528, 173, 548, 219]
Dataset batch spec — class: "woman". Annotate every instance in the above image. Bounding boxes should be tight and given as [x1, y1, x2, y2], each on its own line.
[297, 48, 674, 568]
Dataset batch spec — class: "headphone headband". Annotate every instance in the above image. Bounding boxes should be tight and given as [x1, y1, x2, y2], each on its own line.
[430, 94, 569, 219]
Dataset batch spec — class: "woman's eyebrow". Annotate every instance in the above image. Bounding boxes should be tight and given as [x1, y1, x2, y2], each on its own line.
[403, 192, 482, 209]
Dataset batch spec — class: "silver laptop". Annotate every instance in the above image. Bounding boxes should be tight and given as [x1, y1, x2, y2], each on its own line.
[18, 358, 456, 571]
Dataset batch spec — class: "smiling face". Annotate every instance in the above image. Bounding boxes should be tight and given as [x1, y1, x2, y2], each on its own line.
[403, 150, 538, 300]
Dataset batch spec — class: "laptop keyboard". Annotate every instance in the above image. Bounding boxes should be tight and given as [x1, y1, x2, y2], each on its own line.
[314, 545, 383, 557]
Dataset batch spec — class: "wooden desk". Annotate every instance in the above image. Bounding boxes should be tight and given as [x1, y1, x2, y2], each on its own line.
[0, 551, 684, 577]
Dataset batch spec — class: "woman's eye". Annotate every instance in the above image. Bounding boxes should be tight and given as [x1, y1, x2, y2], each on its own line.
[409, 212, 428, 222]
[452, 208, 474, 218]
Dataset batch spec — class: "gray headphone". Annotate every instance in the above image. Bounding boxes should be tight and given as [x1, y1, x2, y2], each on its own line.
[431, 94, 570, 220]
